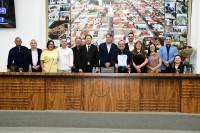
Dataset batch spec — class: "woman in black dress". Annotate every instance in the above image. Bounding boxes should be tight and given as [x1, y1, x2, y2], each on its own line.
[132, 41, 148, 73]
[170, 55, 184, 73]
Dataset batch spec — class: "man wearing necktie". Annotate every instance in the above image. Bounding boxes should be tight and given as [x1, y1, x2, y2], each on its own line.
[78, 34, 99, 72]
[87, 45, 90, 52]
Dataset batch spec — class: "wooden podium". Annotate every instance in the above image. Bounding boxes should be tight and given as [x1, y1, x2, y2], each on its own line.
[0, 72, 200, 113]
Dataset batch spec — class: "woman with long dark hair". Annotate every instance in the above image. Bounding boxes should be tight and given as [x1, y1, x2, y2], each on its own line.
[170, 55, 184, 73]
[132, 41, 148, 73]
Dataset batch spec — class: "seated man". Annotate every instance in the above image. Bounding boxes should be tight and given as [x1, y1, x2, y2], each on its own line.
[111, 40, 132, 73]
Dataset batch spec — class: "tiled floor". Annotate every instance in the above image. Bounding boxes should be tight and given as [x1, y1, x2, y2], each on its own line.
[0, 127, 199, 133]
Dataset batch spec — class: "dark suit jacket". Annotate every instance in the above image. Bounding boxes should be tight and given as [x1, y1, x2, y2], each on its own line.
[72, 46, 79, 72]
[99, 42, 117, 67]
[111, 49, 132, 67]
[125, 42, 135, 51]
[24, 48, 42, 72]
[111, 49, 132, 73]
[166, 64, 184, 73]
[72, 46, 79, 68]
[78, 44, 99, 72]
[125, 43, 129, 51]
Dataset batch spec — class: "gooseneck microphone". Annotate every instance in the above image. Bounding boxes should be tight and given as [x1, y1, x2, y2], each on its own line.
[49, 59, 54, 72]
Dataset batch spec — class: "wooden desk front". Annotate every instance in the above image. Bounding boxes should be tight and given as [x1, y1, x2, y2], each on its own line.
[0, 73, 199, 113]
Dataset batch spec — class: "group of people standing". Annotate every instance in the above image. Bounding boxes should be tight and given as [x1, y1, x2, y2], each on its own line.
[7, 37, 74, 73]
[7, 32, 183, 73]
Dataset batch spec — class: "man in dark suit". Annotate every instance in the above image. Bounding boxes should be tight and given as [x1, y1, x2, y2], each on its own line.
[72, 37, 82, 72]
[24, 39, 42, 72]
[99, 33, 117, 68]
[78, 34, 99, 72]
[111, 40, 132, 73]
[125, 32, 135, 52]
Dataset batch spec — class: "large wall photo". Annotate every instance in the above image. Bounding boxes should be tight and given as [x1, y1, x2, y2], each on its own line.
[48, 0, 71, 46]
[47, 0, 190, 48]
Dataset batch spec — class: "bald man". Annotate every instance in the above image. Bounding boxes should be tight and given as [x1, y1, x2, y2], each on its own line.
[7, 37, 28, 72]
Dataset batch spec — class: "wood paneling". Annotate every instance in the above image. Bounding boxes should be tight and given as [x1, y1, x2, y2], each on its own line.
[84, 78, 114, 111]
[45, 78, 83, 110]
[0, 73, 200, 113]
[181, 79, 200, 113]
[0, 76, 44, 110]
[138, 79, 181, 112]
[83, 78, 181, 112]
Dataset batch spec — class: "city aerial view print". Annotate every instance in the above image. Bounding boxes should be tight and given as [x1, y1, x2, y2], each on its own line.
[48, 0, 189, 48]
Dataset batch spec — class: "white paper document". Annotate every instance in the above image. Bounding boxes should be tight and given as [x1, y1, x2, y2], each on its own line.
[118, 55, 127, 66]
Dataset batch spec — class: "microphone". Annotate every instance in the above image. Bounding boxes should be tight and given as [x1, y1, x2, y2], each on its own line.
[49, 59, 54, 72]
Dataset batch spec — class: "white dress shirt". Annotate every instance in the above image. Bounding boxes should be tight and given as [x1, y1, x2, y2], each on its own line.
[106, 43, 111, 53]
[31, 49, 38, 66]
[128, 43, 134, 51]
[57, 47, 73, 71]
[86, 44, 91, 52]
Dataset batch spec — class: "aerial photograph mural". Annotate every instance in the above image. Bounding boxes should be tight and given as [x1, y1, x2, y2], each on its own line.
[48, 0, 189, 48]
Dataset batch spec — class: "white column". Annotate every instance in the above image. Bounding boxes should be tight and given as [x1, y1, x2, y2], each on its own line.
[191, 0, 200, 73]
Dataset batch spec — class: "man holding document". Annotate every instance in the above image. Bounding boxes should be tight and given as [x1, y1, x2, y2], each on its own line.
[111, 40, 132, 73]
